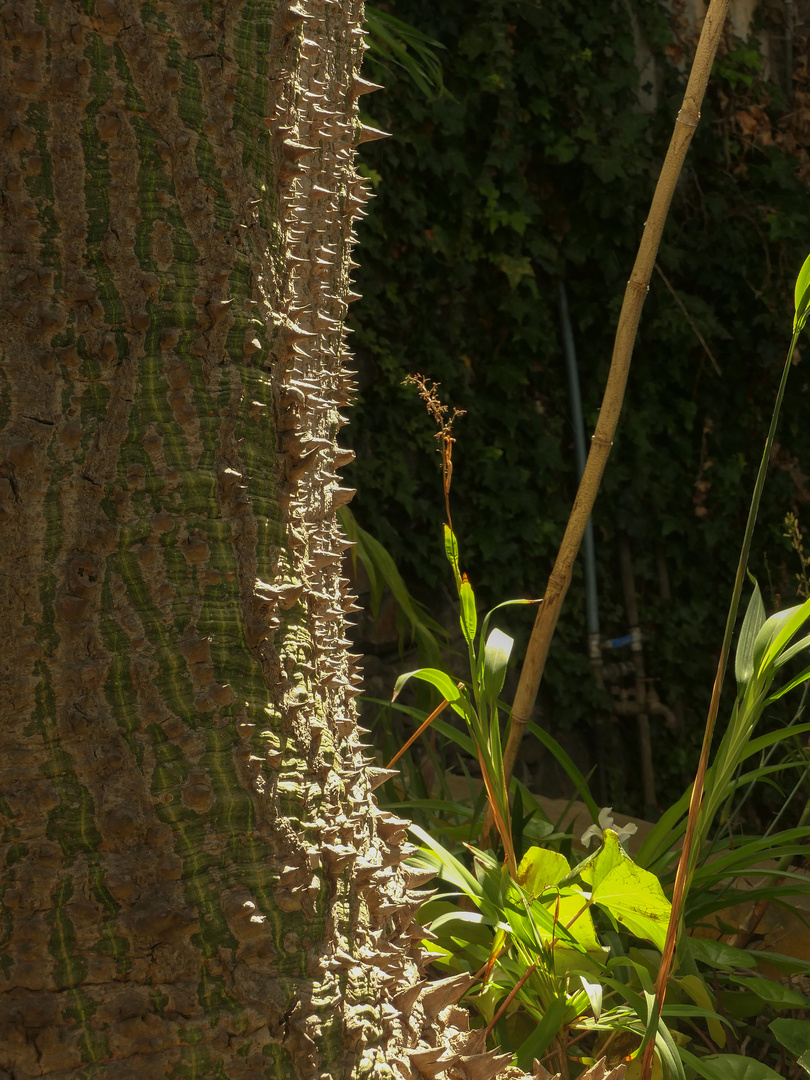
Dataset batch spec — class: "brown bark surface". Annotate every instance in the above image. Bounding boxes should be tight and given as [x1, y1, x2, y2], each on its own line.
[0, 2, 506, 1077]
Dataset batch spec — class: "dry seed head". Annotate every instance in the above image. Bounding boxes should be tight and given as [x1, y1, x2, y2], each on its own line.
[403, 373, 465, 526]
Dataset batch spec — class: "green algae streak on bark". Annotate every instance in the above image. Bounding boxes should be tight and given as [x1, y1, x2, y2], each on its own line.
[0, 1, 470, 1077]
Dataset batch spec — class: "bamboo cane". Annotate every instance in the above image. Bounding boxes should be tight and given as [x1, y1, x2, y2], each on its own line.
[496, 0, 732, 809]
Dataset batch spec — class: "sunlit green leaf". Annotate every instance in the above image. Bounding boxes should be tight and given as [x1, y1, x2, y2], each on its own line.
[482, 628, 513, 707]
[768, 661, 810, 702]
[408, 824, 484, 901]
[429, 909, 496, 934]
[502, 885, 556, 947]
[518, 846, 570, 894]
[794, 251, 810, 333]
[755, 596, 810, 675]
[586, 832, 672, 951]
[735, 579, 765, 690]
[577, 827, 623, 892]
[443, 524, 461, 585]
[772, 629, 810, 669]
[459, 574, 477, 646]
[392, 667, 471, 720]
[478, 598, 539, 664]
[676, 974, 726, 1047]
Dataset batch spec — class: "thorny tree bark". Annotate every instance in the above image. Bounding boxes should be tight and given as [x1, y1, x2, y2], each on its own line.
[0, 1, 526, 1077]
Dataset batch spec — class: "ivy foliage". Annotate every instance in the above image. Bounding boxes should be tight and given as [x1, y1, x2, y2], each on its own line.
[348, 0, 810, 813]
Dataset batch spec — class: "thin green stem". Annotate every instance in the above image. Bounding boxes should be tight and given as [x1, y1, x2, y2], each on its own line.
[763, 763, 810, 840]
[711, 330, 800, 740]
[643, 329, 801, 1079]
[713, 684, 808, 842]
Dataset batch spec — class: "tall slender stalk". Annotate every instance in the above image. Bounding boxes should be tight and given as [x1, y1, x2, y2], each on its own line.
[640, 328, 801, 1079]
[496, 0, 732, 801]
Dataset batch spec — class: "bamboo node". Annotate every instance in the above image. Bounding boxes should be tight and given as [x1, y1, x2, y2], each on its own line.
[676, 109, 699, 129]
[628, 278, 649, 295]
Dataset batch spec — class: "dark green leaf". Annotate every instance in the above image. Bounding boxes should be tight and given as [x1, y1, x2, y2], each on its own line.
[770, 1017, 810, 1060]
[679, 1049, 782, 1079]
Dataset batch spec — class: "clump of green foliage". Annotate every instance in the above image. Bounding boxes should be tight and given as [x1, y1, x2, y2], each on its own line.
[377, 262, 810, 1074]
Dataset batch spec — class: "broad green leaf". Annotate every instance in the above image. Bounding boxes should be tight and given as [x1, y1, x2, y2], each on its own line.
[518, 846, 570, 894]
[529, 888, 601, 955]
[729, 974, 809, 1007]
[579, 828, 624, 893]
[795, 251, 810, 333]
[587, 832, 672, 951]
[482, 628, 513, 707]
[459, 574, 477, 646]
[770, 1018, 810, 1060]
[679, 1049, 781, 1080]
[735, 580, 765, 690]
[745, 949, 810, 976]
[392, 666, 459, 703]
[508, 877, 598, 958]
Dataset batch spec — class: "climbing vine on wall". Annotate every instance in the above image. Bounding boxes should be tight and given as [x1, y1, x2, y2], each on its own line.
[349, 0, 810, 813]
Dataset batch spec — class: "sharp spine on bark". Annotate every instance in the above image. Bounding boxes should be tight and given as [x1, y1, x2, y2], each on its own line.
[283, 3, 311, 29]
[419, 972, 476, 1016]
[356, 124, 391, 145]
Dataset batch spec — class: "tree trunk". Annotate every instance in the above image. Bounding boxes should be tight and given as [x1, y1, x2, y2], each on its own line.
[0, 2, 507, 1078]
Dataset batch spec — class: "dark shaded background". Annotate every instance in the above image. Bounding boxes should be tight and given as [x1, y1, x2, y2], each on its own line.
[345, 0, 810, 817]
